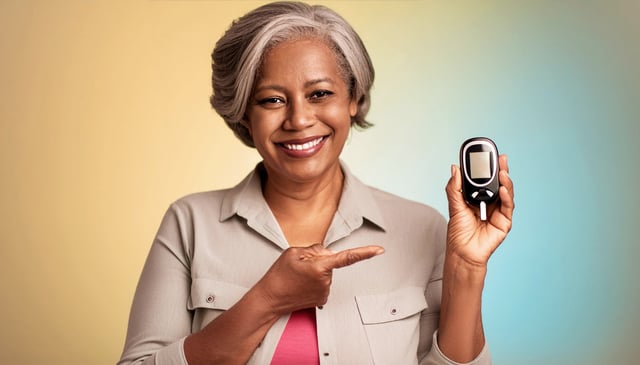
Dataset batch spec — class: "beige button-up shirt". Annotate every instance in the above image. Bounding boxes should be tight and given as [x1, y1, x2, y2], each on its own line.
[118, 162, 490, 365]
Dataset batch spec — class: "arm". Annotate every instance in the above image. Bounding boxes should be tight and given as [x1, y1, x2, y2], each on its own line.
[117, 205, 194, 365]
[118, 202, 384, 365]
[184, 244, 385, 365]
[183, 289, 280, 365]
[437, 154, 515, 362]
[119, 204, 275, 365]
[118, 202, 286, 365]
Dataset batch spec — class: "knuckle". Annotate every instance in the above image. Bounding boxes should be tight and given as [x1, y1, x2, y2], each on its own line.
[283, 247, 299, 257]
[345, 252, 359, 266]
[309, 243, 324, 253]
[312, 265, 326, 276]
[445, 183, 458, 195]
[445, 180, 454, 191]
[320, 287, 330, 302]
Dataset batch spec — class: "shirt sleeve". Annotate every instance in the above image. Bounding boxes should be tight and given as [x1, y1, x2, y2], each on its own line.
[418, 214, 492, 365]
[117, 203, 193, 365]
[421, 330, 491, 365]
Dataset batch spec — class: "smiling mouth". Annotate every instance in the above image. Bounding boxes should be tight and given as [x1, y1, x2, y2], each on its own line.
[280, 136, 326, 151]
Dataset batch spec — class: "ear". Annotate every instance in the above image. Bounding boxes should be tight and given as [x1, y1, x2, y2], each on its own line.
[241, 117, 252, 135]
[349, 97, 358, 117]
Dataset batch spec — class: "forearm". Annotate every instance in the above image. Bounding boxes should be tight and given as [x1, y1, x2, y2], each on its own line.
[184, 288, 280, 365]
[437, 252, 487, 363]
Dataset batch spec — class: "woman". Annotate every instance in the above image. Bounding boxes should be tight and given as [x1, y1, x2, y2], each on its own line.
[118, 2, 514, 364]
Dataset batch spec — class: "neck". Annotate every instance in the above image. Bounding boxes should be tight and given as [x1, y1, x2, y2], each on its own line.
[260, 163, 344, 241]
[262, 163, 343, 213]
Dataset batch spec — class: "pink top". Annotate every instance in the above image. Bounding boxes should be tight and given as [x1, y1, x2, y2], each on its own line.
[270, 308, 320, 365]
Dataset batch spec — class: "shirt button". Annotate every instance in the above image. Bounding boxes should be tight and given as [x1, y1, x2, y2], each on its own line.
[323, 352, 330, 357]
[206, 295, 215, 303]
[317, 305, 324, 310]
[390, 308, 397, 315]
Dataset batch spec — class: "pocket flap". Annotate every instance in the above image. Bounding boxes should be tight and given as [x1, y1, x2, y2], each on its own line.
[188, 278, 249, 311]
[355, 286, 427, 324]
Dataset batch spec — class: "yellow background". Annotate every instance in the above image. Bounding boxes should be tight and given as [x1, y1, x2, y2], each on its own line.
[2, 1, 638, 364]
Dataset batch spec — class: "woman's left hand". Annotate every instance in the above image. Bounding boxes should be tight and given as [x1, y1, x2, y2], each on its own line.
[445, 154, 515, 267]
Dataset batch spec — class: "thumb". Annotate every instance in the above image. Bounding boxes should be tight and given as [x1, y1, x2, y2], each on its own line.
[326, 245, 385, 270]
[446, 164, 468, 218]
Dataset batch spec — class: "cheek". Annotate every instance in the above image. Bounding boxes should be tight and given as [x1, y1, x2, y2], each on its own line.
[245, 112, 275, 140]
[322, 104, 353, 132]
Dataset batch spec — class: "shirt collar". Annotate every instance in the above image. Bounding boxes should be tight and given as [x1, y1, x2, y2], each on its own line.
[335, 162, 387, 232]
[220, 163, 267, 222]
[219, 161, 387, 248]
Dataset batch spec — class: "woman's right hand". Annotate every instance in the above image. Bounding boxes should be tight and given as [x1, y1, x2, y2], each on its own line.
[254, 244, 384, 315]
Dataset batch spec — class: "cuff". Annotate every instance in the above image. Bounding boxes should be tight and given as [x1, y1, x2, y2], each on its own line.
[154, 337, 188, 365]
[423, 330, 491, 365]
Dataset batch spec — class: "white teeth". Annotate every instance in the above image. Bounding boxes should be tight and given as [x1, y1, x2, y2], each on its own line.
[283, 137, 323, 151]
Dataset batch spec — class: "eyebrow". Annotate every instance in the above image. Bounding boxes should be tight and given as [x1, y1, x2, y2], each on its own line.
[254, 77, 336, 93]
[304, 77, 335, 88]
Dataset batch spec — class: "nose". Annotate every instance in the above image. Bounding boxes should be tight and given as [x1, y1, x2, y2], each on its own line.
[284, 97, 315, 130]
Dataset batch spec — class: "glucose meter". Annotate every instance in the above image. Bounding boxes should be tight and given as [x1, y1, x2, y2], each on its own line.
[460, 137, 500, 221]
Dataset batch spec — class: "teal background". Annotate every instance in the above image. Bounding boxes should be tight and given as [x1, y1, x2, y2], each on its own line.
[340, 1, 639, 364]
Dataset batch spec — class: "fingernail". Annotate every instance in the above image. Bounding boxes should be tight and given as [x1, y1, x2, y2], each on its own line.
[375, 247, 385, 255]
[451, 165, 456, 177]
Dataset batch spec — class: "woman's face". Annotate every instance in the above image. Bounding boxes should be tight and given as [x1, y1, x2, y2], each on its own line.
[245, 38, 357, 185]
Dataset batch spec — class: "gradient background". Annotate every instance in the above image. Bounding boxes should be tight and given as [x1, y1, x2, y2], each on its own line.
[1, 1, 638, 364]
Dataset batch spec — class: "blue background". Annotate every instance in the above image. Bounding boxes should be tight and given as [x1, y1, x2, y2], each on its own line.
[341, 2, 639, 364]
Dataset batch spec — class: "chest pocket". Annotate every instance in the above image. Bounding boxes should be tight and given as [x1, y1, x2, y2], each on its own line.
[188, 278, 249, 332]
[355, 286, 427, 365]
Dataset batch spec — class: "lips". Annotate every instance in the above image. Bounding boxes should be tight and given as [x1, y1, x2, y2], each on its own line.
[277, 135, 328, 157]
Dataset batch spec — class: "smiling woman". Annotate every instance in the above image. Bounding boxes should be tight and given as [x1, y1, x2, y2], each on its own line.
[117, 2, 514, 365]
[246, 37, 358, 250]
[246, 39, 356, 190]
[210, 3, 374, 149]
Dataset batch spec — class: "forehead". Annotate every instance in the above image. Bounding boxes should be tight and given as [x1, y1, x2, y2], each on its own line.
[257, 38, 347, 85]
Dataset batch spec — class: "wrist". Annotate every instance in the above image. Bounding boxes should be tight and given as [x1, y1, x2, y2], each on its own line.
[242, 285, 282, 323]
[443, 251, 488, 288]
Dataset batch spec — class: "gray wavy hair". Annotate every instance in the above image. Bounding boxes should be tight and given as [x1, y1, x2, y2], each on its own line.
[211, 1, 375, 147]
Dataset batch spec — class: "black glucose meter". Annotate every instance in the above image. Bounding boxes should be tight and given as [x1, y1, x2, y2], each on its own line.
[460, 137, 500, 221]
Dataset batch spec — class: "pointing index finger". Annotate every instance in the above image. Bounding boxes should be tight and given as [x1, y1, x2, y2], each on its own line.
[327, 245, 385, 270]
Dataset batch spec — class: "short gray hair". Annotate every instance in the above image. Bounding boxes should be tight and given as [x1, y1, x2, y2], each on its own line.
[211, 1, 375, 147]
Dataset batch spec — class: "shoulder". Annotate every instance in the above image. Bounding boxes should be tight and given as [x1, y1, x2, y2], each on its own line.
[362, 184, 448, 263]
[340, 163, 447, 235]
[172, 189, 228, 207]
[366, 185, 447, 228]
[165, 189, 230, 220]
[170, 167, 258, 215]
[370, 186, 443, 219]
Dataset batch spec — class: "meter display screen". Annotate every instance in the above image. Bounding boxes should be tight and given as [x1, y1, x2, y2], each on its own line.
[469, 151, 491, 179]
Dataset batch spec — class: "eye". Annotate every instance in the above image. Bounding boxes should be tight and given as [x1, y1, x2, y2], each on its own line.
[309, 90, 334, 100]
[256, 97, 285, 108]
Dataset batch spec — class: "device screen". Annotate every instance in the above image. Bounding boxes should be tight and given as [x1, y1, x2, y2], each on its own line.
[469, 151, 492, 179]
